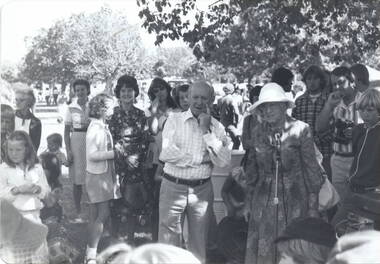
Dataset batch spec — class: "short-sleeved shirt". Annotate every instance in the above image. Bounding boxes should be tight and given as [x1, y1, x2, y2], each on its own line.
[64, 98, 89, 131]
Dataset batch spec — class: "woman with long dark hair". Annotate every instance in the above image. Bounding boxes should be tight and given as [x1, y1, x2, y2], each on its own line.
[146, 77, 176, 241]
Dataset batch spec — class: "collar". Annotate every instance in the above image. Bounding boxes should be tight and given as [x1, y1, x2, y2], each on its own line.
[69, 97, 88, 110]
[182, 108, 217, 131]
[90, 118, 107, 128]
[15, 109, 33, 119]
[308, 92, 321, 99]
[182, 108, 196, 122]
[303, 90, 328, 99]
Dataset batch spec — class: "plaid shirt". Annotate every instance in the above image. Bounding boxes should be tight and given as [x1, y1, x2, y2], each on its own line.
[292, 91, 333, 158]
[0, 241, 48, 264]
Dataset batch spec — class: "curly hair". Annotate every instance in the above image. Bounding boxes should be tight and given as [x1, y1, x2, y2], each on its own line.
[88, 93, 113, 119]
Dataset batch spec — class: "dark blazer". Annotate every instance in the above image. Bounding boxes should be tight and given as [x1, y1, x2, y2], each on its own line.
[15, 110, 42, 151]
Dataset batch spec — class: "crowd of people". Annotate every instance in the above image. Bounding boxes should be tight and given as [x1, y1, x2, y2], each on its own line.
[0, 63, 380, 264]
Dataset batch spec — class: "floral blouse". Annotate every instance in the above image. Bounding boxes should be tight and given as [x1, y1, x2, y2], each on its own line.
[108, 106, 150, 184]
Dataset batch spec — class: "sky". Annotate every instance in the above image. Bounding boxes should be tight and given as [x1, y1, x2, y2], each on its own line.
[0, 0, 199, 66]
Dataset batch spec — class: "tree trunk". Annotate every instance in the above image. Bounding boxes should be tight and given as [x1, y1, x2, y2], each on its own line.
[61, 81, 67, 93]
[105, 78, 113, 95]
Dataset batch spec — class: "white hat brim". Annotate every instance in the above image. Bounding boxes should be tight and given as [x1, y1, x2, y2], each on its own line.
[248, 98, 295, 113]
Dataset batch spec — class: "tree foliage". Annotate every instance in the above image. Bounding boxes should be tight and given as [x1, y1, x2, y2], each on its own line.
[21, 6, 147, 92]
[154, 46, 197, 77]
[21, 20, 76, 88]
[137, 0, 380, 81]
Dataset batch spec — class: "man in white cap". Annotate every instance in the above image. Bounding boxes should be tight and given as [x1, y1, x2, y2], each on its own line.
[159, 81, 231, 262]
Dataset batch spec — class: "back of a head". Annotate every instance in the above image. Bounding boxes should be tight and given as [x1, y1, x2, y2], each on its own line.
[110, 244, 201, 264]
[271, 67, 294, 92]
[275, 217, 336, 264]
[350, 63, 369, 85]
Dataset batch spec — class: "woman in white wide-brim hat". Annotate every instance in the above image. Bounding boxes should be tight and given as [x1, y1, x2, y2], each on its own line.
[243, 83, 323, 264]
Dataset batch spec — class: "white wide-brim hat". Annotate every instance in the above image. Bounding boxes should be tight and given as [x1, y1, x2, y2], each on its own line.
[248, 82, 295, 112]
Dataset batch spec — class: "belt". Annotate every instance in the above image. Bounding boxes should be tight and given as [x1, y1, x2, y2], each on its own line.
[350, 183, 377, 194]
[333, 152, 354, 157]
[163, 173, 210, 187]
[72, 128, 87, 132]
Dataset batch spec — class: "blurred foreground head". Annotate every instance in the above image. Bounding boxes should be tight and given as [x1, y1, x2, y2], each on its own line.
[97, 243, 201, 264]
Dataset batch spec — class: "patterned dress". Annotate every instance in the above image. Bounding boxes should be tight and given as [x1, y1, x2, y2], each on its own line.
[108, 106, 150, 218]
[244, 117, 322, 264]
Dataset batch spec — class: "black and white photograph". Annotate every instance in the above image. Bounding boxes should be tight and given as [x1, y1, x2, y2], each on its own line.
[1, 0, 380, 263]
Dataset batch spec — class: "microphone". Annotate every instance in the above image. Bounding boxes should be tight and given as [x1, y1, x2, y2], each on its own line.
[273, 133, 281, 159]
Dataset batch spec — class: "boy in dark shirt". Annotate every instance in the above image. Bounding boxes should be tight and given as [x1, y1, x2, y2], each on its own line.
[332, 89, 380, 230]
[216, 167, 248, 264]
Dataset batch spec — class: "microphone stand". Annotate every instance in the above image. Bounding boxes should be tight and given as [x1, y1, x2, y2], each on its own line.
[273, 133, 281, 264]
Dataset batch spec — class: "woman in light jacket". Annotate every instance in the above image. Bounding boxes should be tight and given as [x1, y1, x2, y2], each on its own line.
[85, 93, 118, 264]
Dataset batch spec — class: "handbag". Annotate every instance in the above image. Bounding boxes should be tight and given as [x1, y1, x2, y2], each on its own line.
[319, 176, 340, 211]
[299, 144, 340, 211]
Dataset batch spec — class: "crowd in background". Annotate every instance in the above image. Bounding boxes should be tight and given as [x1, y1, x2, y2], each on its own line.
[1, 63, 380, 264]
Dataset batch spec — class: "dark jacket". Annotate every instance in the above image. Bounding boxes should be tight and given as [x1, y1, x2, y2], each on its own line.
[15, 110, 42, 151]
[349, 122, 380, 188]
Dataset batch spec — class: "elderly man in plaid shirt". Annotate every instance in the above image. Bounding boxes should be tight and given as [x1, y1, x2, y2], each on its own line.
[158, 81, 231, 262]
[292, 65, 333, 179]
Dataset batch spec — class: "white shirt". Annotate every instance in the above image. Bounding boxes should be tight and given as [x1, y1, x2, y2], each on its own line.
[0, 163, 50, 212]
[15, 116, 31, 133]
[160, 109, 231, 180]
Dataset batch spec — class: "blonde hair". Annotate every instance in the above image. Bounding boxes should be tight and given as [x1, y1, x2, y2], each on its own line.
[357, 88, 380, 114]
[277, 239, 330, 264]
[88, 93, 113, 119]
[15, 87, 36, 109]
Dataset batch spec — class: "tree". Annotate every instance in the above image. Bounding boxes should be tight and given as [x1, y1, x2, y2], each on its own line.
[137, 0, 380, 81]
[1, 62, 20, 83]
[62, 6, 146, 92]
[20, 6, 148, 93]
[21, 20, 76, 90]
[153, 46, 197, 77]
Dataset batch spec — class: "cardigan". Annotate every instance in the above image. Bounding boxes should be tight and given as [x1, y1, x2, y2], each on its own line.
[86, 119, 114, 174]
